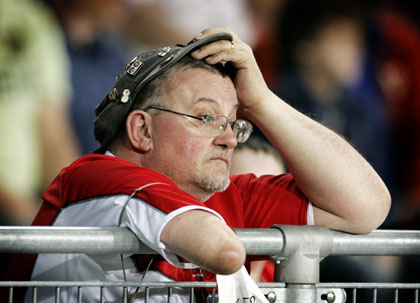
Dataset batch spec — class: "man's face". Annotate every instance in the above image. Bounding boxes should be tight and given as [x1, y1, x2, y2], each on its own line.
[144, 67, 239, 200]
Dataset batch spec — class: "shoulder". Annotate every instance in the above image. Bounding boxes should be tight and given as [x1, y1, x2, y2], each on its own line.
[69, 154, 173, 183]
[43, 154, 179, 205]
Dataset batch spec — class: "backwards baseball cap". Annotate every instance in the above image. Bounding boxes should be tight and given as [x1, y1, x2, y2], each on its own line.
[94, 32, 234, 149]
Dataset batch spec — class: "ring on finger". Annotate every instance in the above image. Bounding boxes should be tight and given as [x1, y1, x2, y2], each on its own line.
[230, 41, 235, 50]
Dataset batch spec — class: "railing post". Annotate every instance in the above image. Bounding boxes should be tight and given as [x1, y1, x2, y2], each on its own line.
[273, 225, 333, 283]
[271, 225, 345, 302]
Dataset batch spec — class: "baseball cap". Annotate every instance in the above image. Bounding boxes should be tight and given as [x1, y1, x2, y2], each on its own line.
[94, 32, 234, 149]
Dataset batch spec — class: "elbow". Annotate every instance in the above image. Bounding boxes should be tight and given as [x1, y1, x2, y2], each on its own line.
[350, 186, 392, 234]
[211, 241, 246, 275]
[367, 182, 392, 232]
[368, 173, 392, 231]
[379, 187, 392, 223]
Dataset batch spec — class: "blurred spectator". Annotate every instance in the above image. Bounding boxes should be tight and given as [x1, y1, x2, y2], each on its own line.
[373, 9, 420, 218]
[362, 5, 420, 298]
[274, 0, 392, 198]
[271, 1, 395, 300]
[247, 0, 285, 88]
[230, 135, 285, 283]
[122, 0, 256, 51]
[45, 0, 131, 154]
[231, 135, 285, 177]
[0, 0, 79, 226]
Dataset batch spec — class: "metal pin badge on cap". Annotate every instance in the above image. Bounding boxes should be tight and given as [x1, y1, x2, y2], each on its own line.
[93, 33, 234, 149]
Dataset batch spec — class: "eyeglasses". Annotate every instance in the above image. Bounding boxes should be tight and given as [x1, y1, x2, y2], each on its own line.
[144, 106, 253, 143]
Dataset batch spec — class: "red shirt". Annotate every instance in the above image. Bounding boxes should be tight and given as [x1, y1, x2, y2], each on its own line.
[2, 154, 310, 302]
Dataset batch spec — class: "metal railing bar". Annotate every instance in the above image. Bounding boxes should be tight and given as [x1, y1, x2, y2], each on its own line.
[330, 229, 420, 255]
[145, 287, 150, 303]
[211, 287, 217, 303]
[32, 287, 37, 303]
[167, 286, 173, 303]
[77, 286, 82, 303]
[100, 286, 104, 303]
[123, 287, 128, 303]
[3, 281, 419, 290]
[0, 226, 154, 255]
[189, 287, 194, 303]
[318, 283, 420, 289]
[8, 287, 13, 303]
[256, 282, 287, 288]
[0, 281, 217, 288]
[55, 287, 60, 303]
[1, 226, 420, 256]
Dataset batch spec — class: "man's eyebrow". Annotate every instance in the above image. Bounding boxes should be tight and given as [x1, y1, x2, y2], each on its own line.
[193, 97, 240, 110]
[192, 97, 219, 105]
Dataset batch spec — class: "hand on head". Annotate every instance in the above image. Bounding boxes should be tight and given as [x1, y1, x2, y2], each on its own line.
[190, 27, 272, 119]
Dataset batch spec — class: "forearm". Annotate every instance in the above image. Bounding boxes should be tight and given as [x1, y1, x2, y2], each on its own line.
[246, 91, 391, 233]
[161, 210, 245, 274]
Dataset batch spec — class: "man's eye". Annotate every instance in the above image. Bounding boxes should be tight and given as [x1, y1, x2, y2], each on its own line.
[201, 115, 214, 124]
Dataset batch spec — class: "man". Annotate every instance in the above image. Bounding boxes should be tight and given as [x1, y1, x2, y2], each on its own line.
[3, 28, 390, 302]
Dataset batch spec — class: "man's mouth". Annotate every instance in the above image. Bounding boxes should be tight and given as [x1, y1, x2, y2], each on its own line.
[209, 156, 231, 170]
[212, 157, 228, 164]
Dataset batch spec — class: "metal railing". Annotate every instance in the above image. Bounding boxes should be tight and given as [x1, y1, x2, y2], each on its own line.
[2, 225, 420, 256]
[1, 225, 420, 302]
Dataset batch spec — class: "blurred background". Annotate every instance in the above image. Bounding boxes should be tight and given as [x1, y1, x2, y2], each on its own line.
[1, 0, 420, 296]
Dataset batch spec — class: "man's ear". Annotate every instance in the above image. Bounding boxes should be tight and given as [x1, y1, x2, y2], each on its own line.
[126, 110, 153, 152]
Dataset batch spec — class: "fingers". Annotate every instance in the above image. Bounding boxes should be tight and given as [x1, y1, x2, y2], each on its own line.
[189, 27, 270, 113]
[193, 27, 239, 42]
[190, 27, 249, 67]
[191, 39, 234, 62]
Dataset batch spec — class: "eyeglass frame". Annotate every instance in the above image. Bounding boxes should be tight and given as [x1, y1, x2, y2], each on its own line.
[143, 106, 253, 143]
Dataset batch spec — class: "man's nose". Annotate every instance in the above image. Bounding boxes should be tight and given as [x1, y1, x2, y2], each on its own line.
[213, 124, 238, 149]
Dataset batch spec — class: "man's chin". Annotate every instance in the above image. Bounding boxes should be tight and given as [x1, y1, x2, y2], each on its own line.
[194, 173, 230, 193]
[213, 178, 230, 193]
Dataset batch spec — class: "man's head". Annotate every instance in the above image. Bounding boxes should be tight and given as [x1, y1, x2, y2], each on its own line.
[108, 55, 237, 148]
[94, 34, 253, 200]
[94, 33, 238, 149]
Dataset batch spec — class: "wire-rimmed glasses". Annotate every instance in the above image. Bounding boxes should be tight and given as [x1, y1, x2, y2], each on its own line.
[144, 106, 253, 143]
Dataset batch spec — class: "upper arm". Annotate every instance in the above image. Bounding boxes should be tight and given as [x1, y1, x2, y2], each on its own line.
[312, 205, 351, 231]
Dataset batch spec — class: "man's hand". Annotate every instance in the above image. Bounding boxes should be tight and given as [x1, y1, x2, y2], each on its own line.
[190, 27, 272, 117]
